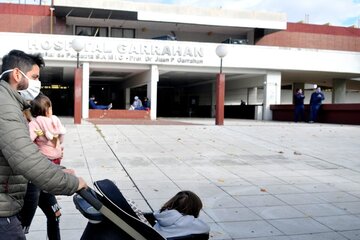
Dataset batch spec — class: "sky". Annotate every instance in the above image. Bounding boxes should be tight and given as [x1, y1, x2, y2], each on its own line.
[2, 0, 359, 27]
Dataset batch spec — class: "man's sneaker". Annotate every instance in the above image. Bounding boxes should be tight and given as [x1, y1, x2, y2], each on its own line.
[108, 103, 112, 110]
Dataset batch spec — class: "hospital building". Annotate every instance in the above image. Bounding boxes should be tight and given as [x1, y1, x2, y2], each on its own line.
[0, 0, 359, 123]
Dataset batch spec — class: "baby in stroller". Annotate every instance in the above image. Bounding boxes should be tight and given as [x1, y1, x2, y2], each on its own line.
[74, 179, 210, 240]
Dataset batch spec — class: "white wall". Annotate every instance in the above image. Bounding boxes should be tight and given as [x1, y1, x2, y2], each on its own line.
[190, 87, 360, 106]
[1, 33, 359, 76]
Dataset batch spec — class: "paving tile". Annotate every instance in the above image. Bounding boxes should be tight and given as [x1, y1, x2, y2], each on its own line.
[332, 182, 360, 192]
[288, 232, 348, 240]
[260, 184, 305, 194]
[310, 175, 352, 184]
[277, 176, 322, 184]
[315, 215, 360, 231]
[294, 183, 339, 193]
[218, 220, 282, 238]
[275, 193, 325, 205]
[268, 217, 331, 235]
[333, 201, 360, 214]
[205, 207, 261, 222]
[211, 178, 252, 187]
[339, 230, 360, 240]
[265, 170, 305, 177]
[245, 177, 287, 186]
[236, 236, 291, 240]
[294, 203, 349, 217]
[234, 195, 287, 207]
[202, 195, 244, 208]
[349, 191, 360, 198]
[207, 222, 232, 240]
[250, 205, 306, 219]
[312, 191, 360, 203]
[221, 185, 269, 196]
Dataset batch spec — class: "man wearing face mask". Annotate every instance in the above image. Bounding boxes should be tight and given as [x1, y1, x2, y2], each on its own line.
[0, 49, 88, 239]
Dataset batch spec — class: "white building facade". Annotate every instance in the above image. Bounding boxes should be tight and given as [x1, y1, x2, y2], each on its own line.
[0, 0, 359, 121]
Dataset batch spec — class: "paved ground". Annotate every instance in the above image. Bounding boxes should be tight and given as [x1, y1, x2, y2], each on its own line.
[27, 118, 360, 240]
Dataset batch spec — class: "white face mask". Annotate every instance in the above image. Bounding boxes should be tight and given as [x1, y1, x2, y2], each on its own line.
[19, 78, 41, 101]
[0, 68, 41, 101]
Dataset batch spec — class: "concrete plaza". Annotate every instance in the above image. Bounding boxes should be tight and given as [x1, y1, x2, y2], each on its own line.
[27, 118, 360, 240]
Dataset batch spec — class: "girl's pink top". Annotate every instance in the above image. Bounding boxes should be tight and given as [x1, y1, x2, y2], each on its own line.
[29, 115, 66, 160]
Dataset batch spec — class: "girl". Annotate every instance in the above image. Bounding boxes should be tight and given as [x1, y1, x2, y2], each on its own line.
[153, 191, 210, 239]
[20, 93, 67, 240]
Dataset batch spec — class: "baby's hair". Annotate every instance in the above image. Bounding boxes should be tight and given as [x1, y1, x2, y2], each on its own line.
[31, 92, 52, 118]
[160, 190, 203, 218]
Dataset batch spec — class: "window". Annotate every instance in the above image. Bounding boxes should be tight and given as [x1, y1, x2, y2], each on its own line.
[76, 26, 108, 37]
[111, 28, 135, 38]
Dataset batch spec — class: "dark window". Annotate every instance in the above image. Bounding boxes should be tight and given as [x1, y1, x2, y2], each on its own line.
[76, 26, 108, 37]
[111, 28, 135, 38]
[222, 38, 248, 44]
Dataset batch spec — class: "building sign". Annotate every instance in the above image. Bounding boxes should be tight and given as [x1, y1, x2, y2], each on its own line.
[27, 38, 204, 65]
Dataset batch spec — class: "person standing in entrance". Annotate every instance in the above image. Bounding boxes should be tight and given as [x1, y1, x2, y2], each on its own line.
[309, 87, 325, 123]
[294, 88, 305, 122]
[0, 49, 87, 240]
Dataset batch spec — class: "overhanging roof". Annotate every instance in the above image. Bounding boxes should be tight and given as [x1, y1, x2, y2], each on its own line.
[54, 6, 137, 21]
[53, 0, 287, 30]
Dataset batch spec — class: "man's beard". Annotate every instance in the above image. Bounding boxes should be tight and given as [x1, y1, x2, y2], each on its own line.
[17, 76, 28, 91]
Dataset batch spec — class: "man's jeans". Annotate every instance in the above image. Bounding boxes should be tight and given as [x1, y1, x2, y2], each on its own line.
[0, 215, 26, 240]
[19, 182, 61, 240]
[310, 104, 321, 122]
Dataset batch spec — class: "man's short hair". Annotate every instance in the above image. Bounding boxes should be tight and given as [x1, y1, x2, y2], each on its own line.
[1, 49, 45, 82]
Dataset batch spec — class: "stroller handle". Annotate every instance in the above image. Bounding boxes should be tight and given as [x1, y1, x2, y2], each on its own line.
[77, 188, 102, 211]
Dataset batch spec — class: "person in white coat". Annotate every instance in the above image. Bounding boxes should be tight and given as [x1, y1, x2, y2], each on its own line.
[153, 191, 210, 239]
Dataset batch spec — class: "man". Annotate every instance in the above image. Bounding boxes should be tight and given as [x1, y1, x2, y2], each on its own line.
[0, 49, 87, 239]
[89, 95, 112, 110]
[294, 88, 305, 122]
[143, 97, 151, 110]
[132, 96, 143, 110]
[309, 87, 325, 123]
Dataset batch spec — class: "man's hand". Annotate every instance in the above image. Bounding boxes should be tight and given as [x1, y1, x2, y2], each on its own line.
[77, 177, 88, 191]
[62, 168, 75, 175]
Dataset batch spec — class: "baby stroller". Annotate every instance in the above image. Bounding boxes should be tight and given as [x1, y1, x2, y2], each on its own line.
[74, 179, 210, 240]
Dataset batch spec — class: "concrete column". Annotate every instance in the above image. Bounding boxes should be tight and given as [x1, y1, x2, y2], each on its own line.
[125, 88, 130, 109]
[247, 87, 258, 104]
[81, 63, 90, 119]
[211, 82, 216, 117]
[147, 65, 159, 120]
[216, 73, 225, 125]
[263, 71, 281, 121]
[74, 67, 83, 124]
[332, 79, 346, 103]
